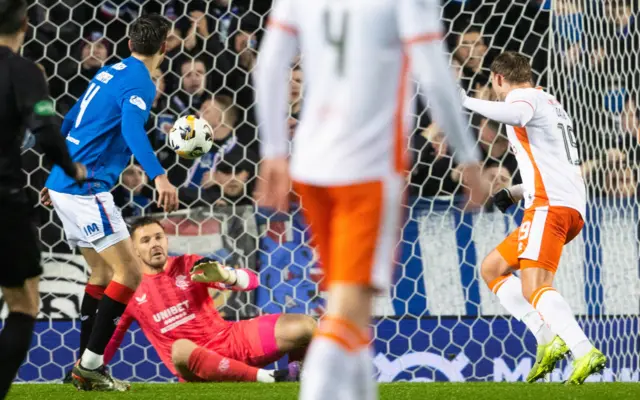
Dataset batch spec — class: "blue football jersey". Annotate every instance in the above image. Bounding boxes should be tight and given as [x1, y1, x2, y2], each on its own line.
[46, 56, 164, 195]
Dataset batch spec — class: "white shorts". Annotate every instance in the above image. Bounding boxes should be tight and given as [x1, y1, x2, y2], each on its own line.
[49, 190, 130, 253]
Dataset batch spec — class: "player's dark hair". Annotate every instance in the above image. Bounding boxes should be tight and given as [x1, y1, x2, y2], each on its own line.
[129, 216, 164, 236]
[129, 14, 170, 56]
[0, 0, 27, 35]
[490, 52, 533, 84]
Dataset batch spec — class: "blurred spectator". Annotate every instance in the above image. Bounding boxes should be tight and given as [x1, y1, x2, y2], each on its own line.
[183, 96, 244, 189]
[147, 69, 178, 168]
[179, 145, 258, 208]
[171, 58, 209, 115]
[209, 146, 258, 207]
[594, 0, 638, 82]
[483, 164, 512, 195]
[289, 67, 303, 116]
[165, 26, 184, 54]
[604, 164, 637, 198]
[202, 96, 239, 142]
[451, 25, 490, 93]
[288, 112, 300, 139]
[56, 32, 114, 113]
[475, 117, 519, 180]
[450, 56, 463, 80]
[219, 19, 259, 118]
[482, 163, 514, 211]
[287, 112, 300, 156]
[409, 124, 460, 198]
[113, 164, 160, 218]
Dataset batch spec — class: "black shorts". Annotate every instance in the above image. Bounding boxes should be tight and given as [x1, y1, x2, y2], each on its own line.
[0, 198, 42, 287]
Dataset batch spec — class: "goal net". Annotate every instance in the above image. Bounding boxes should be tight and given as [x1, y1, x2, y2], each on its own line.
[3, 0, 639, 383]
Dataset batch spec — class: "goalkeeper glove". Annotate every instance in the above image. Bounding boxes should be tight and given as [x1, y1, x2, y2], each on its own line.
[492, 188, 517, 213]
[189, 258, 234, 284]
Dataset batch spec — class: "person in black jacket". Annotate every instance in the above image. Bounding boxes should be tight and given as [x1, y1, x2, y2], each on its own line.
[0, 1, 85, 398]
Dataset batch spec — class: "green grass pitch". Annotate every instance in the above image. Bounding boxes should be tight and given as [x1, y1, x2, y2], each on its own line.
[8, 383, 640, 400]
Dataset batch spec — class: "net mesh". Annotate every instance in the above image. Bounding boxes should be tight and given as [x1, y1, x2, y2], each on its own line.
[3, 0, 639, 383]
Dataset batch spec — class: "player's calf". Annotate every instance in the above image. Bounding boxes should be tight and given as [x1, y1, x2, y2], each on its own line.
[482, 251, 555, 349]
[526, 270, 599, 364]
[79, 241, 140, 372]
[172, 339, 288, 383]
[0, 277, 39, 398]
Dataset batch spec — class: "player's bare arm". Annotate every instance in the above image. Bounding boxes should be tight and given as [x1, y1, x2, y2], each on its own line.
[254, 13, 298, 212]
[399, 0, 489, 206]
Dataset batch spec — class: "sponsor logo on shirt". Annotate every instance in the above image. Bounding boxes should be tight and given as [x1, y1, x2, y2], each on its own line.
[153, 300, 196, 333]
[96, 71, 114, 84]
[136, 294, 147, 305]
[130, 96, 147, 111]
[112, 62, 127, 71]
[66, 135, 80, 145]
[175, 275, 189, 291]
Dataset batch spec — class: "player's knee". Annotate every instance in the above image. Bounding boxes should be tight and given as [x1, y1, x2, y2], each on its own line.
[298, 315, 316, 343]
[128, 268, 143, 288]
[3, 279, 40, 317]
[171, 339, 196, 368]
[113, 264, 142, 289]
[88, 264, 113, 286]
[480, 255, 499, 285]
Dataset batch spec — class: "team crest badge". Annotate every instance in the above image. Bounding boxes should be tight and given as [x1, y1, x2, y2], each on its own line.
[176, 275, 189, 290]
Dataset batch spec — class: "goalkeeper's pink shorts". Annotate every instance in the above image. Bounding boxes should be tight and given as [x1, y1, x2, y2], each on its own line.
[203, 314, 282, 367]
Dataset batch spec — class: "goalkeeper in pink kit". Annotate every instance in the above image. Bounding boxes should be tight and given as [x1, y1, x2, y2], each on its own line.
[104, 217, 315, 382]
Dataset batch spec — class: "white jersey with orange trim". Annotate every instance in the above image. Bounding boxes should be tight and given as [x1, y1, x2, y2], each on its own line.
[505, 88, 586, 217]
[256, 0, 479, 186]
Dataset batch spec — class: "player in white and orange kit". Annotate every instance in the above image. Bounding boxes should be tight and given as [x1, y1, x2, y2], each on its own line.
[255, 0, 488, 399]
[460, 52, 606, 385]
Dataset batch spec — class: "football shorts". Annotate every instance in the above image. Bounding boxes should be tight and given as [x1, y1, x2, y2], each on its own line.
[49, 190, 129, 253]
[204, 314, 282, 367]
[497, 205, 584, 272]
[293, 175, 404, 291]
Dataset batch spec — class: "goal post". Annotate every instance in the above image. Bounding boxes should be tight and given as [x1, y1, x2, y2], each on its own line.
[3, 0, 638, 383]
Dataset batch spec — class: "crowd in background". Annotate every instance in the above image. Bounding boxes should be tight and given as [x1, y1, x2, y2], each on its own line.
[17, 0, 638, 252]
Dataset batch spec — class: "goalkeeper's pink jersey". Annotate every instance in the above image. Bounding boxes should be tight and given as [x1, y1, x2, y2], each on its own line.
[104, 255, 259, 376]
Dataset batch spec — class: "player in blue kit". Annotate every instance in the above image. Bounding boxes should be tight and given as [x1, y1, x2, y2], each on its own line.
[41, 14, 178, 391]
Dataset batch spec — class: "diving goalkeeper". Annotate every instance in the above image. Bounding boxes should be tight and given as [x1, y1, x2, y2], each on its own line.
[103, 217, 315, 382]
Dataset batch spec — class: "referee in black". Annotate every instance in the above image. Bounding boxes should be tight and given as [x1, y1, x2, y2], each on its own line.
[0, 1, 85, 398]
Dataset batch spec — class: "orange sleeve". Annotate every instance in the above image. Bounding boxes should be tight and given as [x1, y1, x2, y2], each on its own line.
[402, 32, 442, 46]
[268, 18, 298, 36]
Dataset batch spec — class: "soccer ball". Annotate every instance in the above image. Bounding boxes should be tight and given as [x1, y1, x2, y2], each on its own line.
[169, 115, 214, 159]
